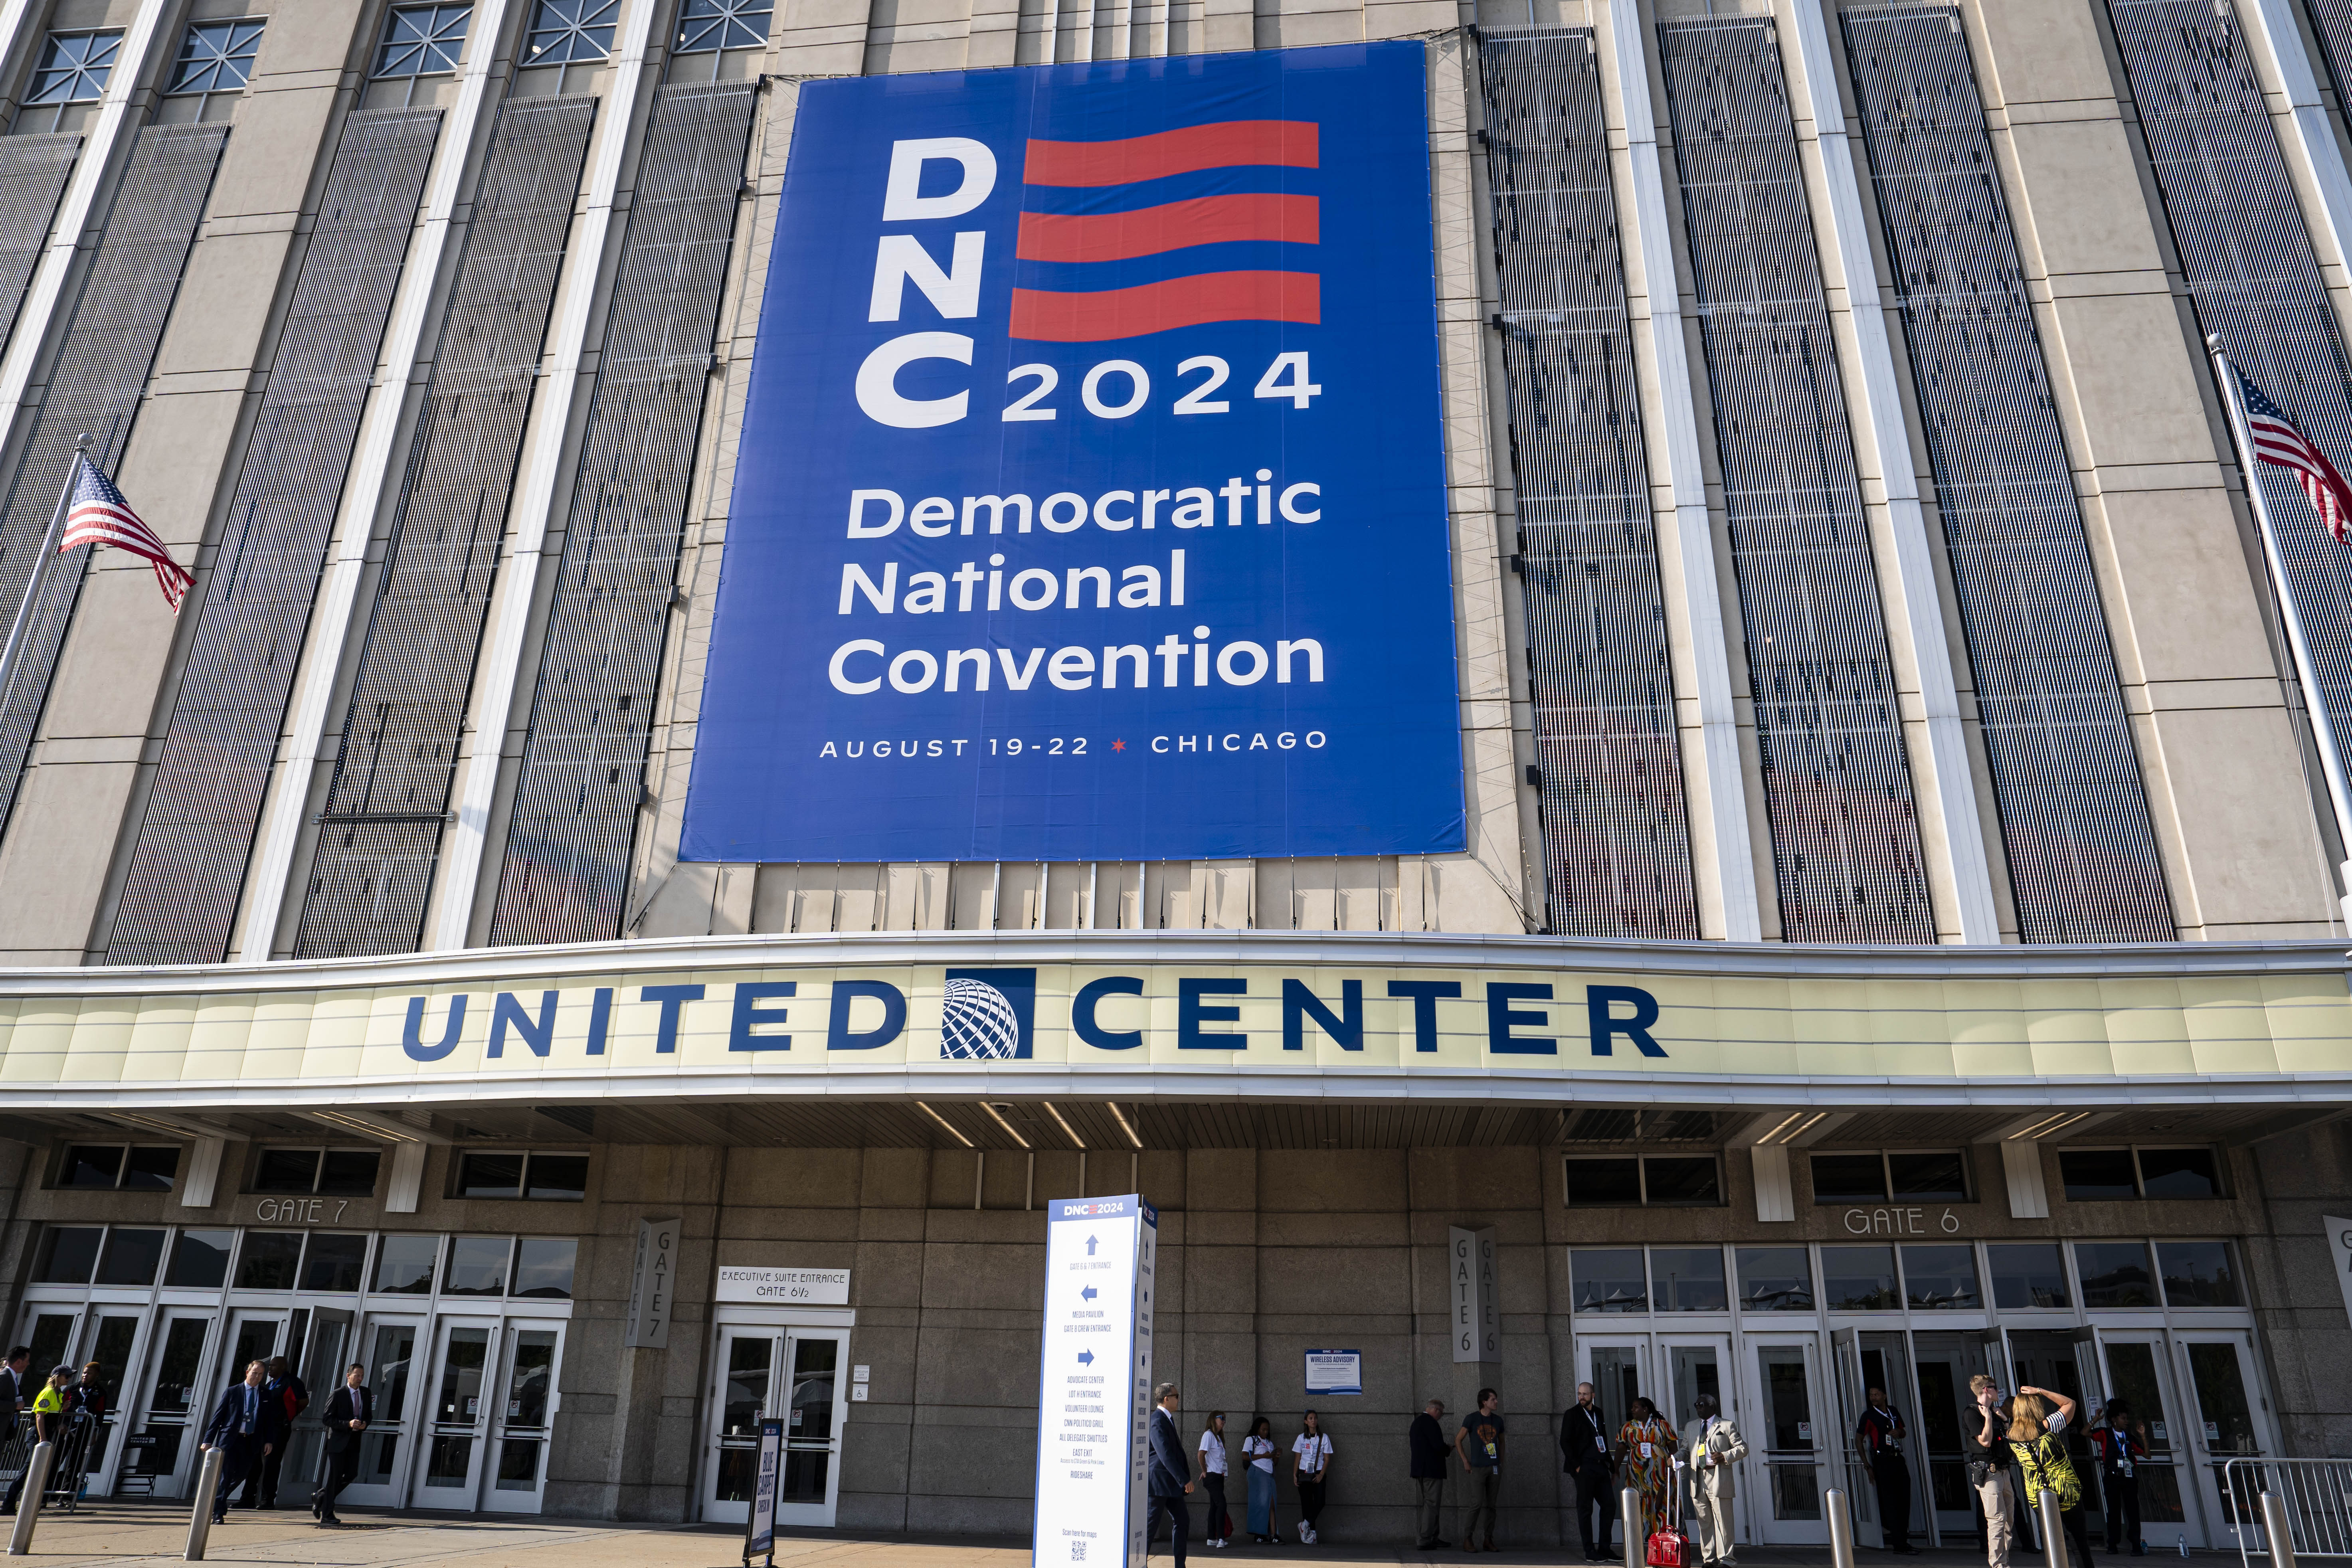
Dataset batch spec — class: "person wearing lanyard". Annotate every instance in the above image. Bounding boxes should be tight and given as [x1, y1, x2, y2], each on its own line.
[2091, 1399, 2150, 1556]
[1967, 1376, 2019, 1568]
[1681, 1393, 1748, 1568]
[1615, 1396, 1677, 1548]
[1856, 1387, 1916, 1554]
[1147, 1383, 1193, 1568]
[1560, 1382, 1615, 1562]
[1197, 1410, 1232, 1550]
[1456, 1387, 1506, 1552]
[1290, 1410, 1333, 1546]
[1242, 1415, 1282, 1544]
[199, 1360, 285, 1528]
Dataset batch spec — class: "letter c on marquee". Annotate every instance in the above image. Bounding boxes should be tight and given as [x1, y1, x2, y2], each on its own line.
[856, 332, 972, 428]
[829, 639, 885, 694]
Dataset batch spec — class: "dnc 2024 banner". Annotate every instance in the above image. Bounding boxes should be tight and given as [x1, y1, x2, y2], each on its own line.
[682, 42, 1463, 864]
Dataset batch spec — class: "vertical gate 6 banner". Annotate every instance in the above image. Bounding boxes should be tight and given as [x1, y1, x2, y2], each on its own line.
[682, 42, 1462, 864]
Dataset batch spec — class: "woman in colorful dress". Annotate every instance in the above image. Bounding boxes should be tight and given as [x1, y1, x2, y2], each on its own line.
[1616, 1395, 1680, 1544]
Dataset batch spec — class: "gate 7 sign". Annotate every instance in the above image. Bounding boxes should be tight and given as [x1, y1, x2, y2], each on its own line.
[682, 42, 1462, 864]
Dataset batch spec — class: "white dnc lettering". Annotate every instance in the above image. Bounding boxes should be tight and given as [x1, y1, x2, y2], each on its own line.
[860, 139, 999, 428]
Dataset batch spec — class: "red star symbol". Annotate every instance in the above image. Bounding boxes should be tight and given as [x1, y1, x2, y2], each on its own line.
[1112, 738, 1126, 752]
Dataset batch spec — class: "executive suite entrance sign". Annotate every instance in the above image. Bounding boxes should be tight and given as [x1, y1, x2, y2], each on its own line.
[2, 933, 2348, 1110]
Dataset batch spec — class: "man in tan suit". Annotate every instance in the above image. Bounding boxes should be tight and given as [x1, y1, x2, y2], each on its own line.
[1682, 1394, 1747, 1568]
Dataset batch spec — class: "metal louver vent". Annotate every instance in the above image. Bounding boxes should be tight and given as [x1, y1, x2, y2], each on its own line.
[0, 134, 78, 360]
[1841, 5, 2171, 941]
[489, 81, 757, 948]
[1657, 18, 1933, 942]
[105, 109, 443, 967]
[1475, 28, 1699, 939]
[294, 96, 594, 959]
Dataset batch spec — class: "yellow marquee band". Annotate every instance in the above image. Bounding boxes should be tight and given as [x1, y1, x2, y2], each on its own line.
[2, 934, 2347, 1109]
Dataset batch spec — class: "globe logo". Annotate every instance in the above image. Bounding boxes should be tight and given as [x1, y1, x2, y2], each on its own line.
[940, 977, 1024, 1060]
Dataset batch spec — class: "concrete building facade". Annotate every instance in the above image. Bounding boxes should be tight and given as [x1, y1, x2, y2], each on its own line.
[0, 0, 2344, 1550]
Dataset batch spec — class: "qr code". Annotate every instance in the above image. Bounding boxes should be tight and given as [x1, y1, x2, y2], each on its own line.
[1070, 1543, 1086, 1562]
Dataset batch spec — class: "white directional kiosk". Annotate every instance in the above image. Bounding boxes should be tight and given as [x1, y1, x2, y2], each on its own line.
[1035, 1194, 1157, 1568]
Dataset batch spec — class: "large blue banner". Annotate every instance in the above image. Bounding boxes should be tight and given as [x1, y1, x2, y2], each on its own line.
[682, 42, 1462, 863]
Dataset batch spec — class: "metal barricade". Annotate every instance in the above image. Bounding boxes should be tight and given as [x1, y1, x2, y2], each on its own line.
[2227, 1459, 2352, 1563]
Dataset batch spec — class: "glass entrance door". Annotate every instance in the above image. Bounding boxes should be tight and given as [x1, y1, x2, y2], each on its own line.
[1910, 1332, 1992, 1549]
[703, 1327, 776, 1525]
[127, 1311, 215, 1496]
[1749, 1338, 1829, 1544]
[1580, 1337, 1649, 1550]
[2179, 1333, 2269, 1545]
[1661, 1336, 1737, 1550]
[342, 1319, 420, 1509]
[2101, 1333, 2196, 1549]
[276, 1309, 352, 1512]
[776, 1330, 847, 1527]
[71, 1311, 141, 1493]
[482, 1322, 562, 1513]
[413, 1321, 495, 1508]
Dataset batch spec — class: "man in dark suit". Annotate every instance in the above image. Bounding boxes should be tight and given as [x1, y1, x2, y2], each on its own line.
[1561, 1381, 1617, 1562]
[0, 1347, 30, 1515]
[237, 1355, 307, 1508]
[200, 1360, 283, 1526]
[312, 1363, 370, 1527]
[1146, 1382, 1192, 1568]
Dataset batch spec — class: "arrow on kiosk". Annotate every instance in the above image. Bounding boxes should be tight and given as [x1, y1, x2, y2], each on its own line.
[1080, 1286, 1098, 1301]
[1086, 1235, 1098, 1256]
[1077, 1350, 1096, 1366]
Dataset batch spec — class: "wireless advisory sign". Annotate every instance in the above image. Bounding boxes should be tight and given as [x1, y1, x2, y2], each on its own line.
[684, 43, 1462, 864]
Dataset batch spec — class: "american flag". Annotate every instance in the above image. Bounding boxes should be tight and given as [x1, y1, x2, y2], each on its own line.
[2235, 366, 2352, 544]
[60, 457, 191, 613]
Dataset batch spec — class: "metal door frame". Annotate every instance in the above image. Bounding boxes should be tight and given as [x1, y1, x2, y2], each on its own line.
[125, 1305, 220, 1498]
[408, 1315, 502, 1510]
[775, 1326, 850, 1529]
[339, 1311, 427, 1512]
[700, 1323, 779, 1526]
[1744, 1333, 1833, 1545]
[479, 1316, 566, 1515]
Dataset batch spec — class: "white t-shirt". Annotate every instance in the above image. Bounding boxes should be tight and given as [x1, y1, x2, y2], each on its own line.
[1293, 1432, 1333, 1475]
[1199, 1429, 1228, 1474]
[1244, 1435, 1276, 1471]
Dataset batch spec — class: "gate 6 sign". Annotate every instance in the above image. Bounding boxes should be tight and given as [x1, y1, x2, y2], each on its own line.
[684, 43, 1461, 864]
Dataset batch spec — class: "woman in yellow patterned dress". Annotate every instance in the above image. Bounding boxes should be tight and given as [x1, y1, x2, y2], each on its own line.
[1617, 1396, 1681, 1544]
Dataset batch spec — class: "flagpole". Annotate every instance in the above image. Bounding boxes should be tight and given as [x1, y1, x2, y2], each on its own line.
[2209, 337, 2352, 929]
[0, 432, 88, 722]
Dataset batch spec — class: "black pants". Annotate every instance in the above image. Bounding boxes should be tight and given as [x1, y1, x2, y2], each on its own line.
[2057, 1503, 2096, 1565]
[1575, 1463, 1617, 1557]
[235, 1440, 285, 1507]
[316, 1443, 360, 1520]
[2104, 1472, 2140, 1551]
[1148, 1491, 1188, 1568]
[1297, 1474, 1325, 1532]
[1203, 1473, 1229, 1541]
[1874, 1455, 1913, 1551]
[212, 1437, 263, 1520]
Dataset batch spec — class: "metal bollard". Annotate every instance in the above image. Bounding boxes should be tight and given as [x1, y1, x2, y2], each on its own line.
[1622, 1486, 1642, 1568]
[6, 1442, 52, 1556]
[2262, 1491, 2299, 1568]
[1827, 1489, 1857, 1568]
[2039, 1487, 2070, 1568]
[183, 1446, 224, 1562]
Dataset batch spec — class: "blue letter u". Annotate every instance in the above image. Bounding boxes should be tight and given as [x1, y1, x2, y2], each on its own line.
[404, 995, 467, 1062]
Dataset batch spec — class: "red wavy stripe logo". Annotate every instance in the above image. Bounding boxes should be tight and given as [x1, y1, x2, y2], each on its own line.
[1024, 121, 1319, 186]
[1010, 271, 1320, 341]
[1017, 194, 1319, 263]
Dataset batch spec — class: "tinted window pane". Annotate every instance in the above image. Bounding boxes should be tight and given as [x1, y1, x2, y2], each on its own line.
[1889, 1151, 1968, 1202]
[2138, 1148, 2221, 1200]
[1566, 1159, 1640, 1208]
[1900, 1244, 1980, 1310]
[512, 1237, 578, 1298]
[1820, 1245, 1900, 1310]
[1987, 1243, 2070, 1309]
[1811, 1153, 1886, 1203]
[95, 1227, 166, 1287]
[166, 1229, 233, 1289]
[525, 1153, 588, 1201]
[319, 1149, 381, 1197]
[34, 1226, 101, 1283]
[1737, 1246, 1814, 1311]
[300, 1233, 369, 1293]
[59, 1145, 123, 1187]
[2076, 1241, 2158, 1308]
[253, 1148, 320, 1193]
[2157, 1241, 2241, 1307]
[2059, 1149, 2138, 1200]
[1571, 1248, 1648, 1313]
[459, 1152, 525, 1198]
[1644, 1157, 1720, 1206]
[121, 1146, 179, 1191]
[1650, 1247, 1727, 1311]
[444, 1236, 511, 1296]
[374, 1234, 439, 1294]
[236, 1231, 304, 1290]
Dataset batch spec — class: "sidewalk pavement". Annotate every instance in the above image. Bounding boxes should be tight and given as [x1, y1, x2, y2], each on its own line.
[0, 1503, 2245, 1567]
